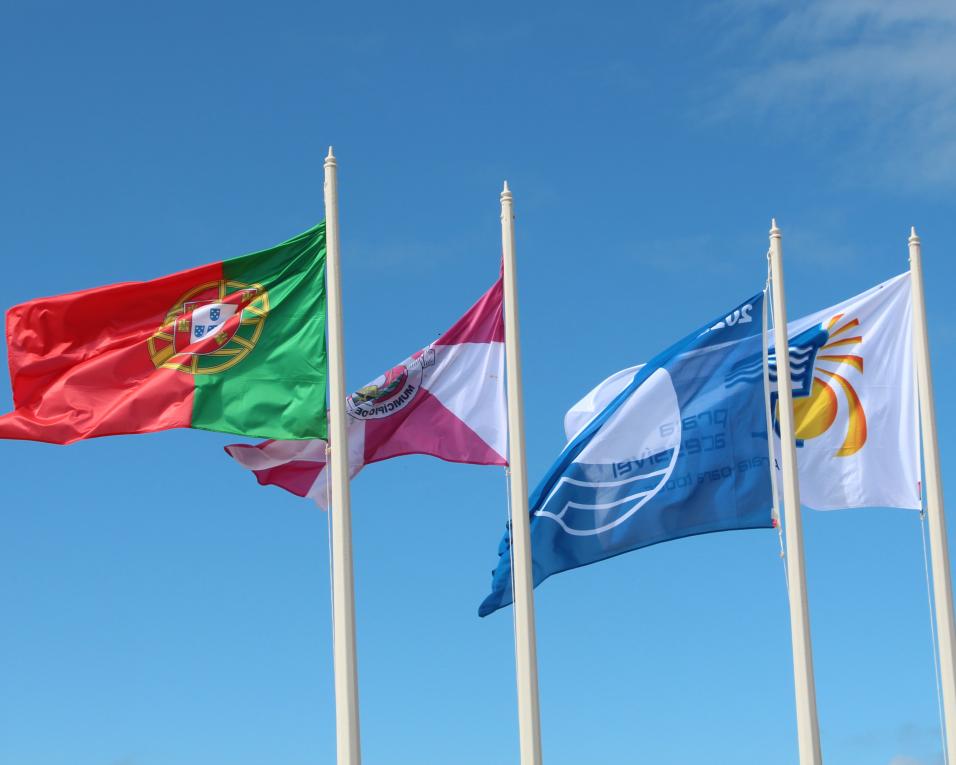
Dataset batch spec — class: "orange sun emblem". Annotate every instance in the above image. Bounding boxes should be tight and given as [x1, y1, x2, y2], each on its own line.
[773, 313, 867, 457]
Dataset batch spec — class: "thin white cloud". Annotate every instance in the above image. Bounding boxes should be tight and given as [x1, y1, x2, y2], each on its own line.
[711, 0, 956, 188]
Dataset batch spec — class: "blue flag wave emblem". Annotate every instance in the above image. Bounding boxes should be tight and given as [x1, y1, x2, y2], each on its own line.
[479, 292, 774, 616]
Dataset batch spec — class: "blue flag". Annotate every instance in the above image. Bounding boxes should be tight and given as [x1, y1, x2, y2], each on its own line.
[479, 292, 774, 616]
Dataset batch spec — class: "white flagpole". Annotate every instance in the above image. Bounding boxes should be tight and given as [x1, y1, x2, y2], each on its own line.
[768, 219, 823, 765]
[500, 181, 544, 765]
[909, 227, 956, 761]
[324, 147, 362, 765]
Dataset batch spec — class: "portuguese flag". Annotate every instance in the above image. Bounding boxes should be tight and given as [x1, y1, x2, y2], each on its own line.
[0, 224, 328, 444]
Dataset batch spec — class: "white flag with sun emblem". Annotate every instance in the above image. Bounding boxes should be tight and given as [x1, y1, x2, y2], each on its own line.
[770, 272, 919, 510]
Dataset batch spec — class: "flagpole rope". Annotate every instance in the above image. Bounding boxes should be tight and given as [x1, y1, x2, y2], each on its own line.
[920, 508, 949, 764]
[504, 466, 522, 685]
[765, 251, 789, 589]
[325, 443, 338, 692]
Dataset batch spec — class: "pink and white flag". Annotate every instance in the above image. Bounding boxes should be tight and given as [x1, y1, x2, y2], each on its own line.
[225, 276, 507, 506]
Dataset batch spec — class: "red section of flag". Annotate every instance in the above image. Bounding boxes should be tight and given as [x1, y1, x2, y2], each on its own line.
[434, 276, 503, 345]
[250, 460, 324, 498]
[0, 261, 222, 444]
[363, 387, 505, 466]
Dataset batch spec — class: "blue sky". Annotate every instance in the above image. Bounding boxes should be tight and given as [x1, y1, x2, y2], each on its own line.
[1, 1, 955, 763]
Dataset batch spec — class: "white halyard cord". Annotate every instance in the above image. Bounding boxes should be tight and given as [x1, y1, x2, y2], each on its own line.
[504, 466, 521, 670]
[765, 251, 789, 588]
[325, 442, 337, 689]
[920, 509, 949, 765]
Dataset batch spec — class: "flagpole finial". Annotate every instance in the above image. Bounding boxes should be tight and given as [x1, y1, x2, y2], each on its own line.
[909, 226, 920, 245]
[769, 218, 781, 239]
[501, 180, 512, 203]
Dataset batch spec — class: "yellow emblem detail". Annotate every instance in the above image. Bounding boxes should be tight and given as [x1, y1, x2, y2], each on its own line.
[776, 313, 867, 457]
[147, 280, 269, 375]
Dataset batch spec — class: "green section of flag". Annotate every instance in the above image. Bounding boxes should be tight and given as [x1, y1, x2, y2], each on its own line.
[191, 223, 328, 440]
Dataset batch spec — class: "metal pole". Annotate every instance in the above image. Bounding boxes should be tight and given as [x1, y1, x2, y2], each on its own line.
[324, 146, 362, 765]
[909, 226, 956, 760]
[769, 219, 823, 765]
[500, 181, 544, 765]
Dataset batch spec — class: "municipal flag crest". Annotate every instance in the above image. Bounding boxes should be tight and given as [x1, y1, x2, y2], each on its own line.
[346, 349, 436, 419]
